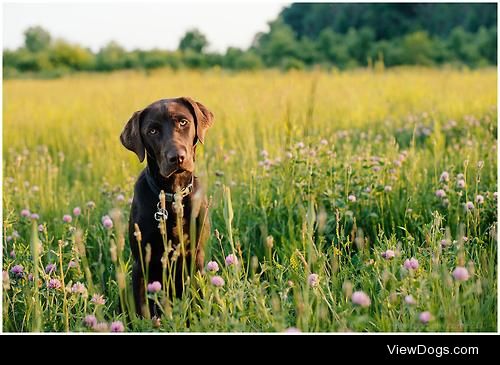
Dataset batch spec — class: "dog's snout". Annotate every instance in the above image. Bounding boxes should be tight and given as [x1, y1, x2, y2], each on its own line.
[167, 150, 186, 165]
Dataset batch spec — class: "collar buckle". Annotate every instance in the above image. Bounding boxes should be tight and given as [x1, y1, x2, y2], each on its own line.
[154, 202, 169, 222]
[153, 177, 194, 222]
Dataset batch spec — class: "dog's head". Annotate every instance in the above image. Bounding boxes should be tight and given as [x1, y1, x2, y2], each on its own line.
[120, 97, 214, 178]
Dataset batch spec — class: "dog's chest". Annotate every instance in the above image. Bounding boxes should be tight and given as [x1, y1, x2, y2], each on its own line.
[138, 201, 192, 256]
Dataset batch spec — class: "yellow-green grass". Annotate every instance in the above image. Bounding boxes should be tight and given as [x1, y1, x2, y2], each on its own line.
[2, 67, 497, 332]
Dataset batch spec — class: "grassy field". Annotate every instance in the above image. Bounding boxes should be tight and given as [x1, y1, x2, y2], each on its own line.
[2, 67, 497, 332]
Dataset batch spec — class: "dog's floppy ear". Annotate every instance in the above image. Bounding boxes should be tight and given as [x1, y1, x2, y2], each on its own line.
[120, 109, 145, 162]
[181, 97, 214, 144]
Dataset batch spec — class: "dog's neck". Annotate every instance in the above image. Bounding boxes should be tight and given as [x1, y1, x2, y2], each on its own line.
[146, 156, 193, 195]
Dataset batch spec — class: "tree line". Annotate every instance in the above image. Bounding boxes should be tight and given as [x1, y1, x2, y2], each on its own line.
[3, 3, 497, 78]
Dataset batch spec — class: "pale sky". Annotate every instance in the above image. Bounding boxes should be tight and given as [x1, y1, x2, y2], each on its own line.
[2, 2, 289, 52]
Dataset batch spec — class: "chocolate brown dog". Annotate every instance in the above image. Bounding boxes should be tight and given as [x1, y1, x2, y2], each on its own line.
[120, 97, 213, 316]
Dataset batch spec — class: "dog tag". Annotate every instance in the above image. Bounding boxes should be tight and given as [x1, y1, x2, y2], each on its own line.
[154, 202, 168, 221]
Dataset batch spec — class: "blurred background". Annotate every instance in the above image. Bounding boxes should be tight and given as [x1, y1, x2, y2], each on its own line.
[3, 2, 497, 78]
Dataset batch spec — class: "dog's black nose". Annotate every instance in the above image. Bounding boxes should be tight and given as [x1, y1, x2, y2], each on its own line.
[168, 151, 185, 165]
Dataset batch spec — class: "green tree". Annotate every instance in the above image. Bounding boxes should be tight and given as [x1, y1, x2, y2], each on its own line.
[139, 49, 168, 69]
[178, 29, 209, 53]
[476, 26, 497, 65]
[182, 49, 206, 68]
[401, 31, 436, 66]
[95, 41, 127, 71]
[345, 27, 375, 65]
[447, 27, 482, 66]
[297, 37, 319, 65]
[280, 3, 496, 40]
[316, 28, 350, 68]
[234, 51, 262, 70]
[50, 40, 94, 70]
[253, 20, 300, 67]
[24, 26, 52, 53]
[223, 47, 262, 70]
[4, 48, 52, 72]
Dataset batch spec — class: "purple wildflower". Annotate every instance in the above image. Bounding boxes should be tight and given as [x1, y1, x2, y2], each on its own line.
[48, 278, 62, 289]
[102, 216, 113, 229]
[211, 276, 225, 287]
[403, 258, 419, 270]
[45, 263, 56, 275]
[351, 291, 371, 307]
[435, 189, 446, 198]
[71, 282, 87, 294]
[440, 239, 450, 248]
[381, 249, 395, 260]
[147, 281, 162, 293]
[404, 295, 416, 305]
[110, 321, 125, 333]
[63, 214, 72, 223]
[465, 201, 474, 211]
[439, 171, 449, 182]
[307, 273, 320, 288]
[84, 315, 97, 328]
[91, 293, 106, 305]
[10, 264, 24, 277]
[452, 267, 470, 281]
[73, 207, 81, 216]
[206, 261, 219, 273]
[225, 254, 238, 267]
[419, 311, 432, 324]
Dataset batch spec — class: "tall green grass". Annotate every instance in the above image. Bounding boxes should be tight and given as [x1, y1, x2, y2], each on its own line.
[2, 67, 497, 332]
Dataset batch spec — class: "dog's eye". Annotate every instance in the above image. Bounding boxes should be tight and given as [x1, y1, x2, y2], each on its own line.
[148, 128, 158, 135]
[179, 119, 189, 127]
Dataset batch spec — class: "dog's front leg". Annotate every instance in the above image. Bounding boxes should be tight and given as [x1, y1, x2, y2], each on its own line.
[195, 199, 210, 273]
[132, 261, 147, 317]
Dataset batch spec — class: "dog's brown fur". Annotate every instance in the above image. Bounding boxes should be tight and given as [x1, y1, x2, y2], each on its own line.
[120, 97, 213, 316]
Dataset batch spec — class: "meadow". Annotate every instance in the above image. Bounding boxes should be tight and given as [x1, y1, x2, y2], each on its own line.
[2, 67, 497, 332]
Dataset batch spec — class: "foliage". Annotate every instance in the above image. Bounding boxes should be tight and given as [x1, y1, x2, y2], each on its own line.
[178, 29, 209, 53]
[3, 3, 497, 78]
[24, 26, 52, 53]
[280, 3, 497, 40]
